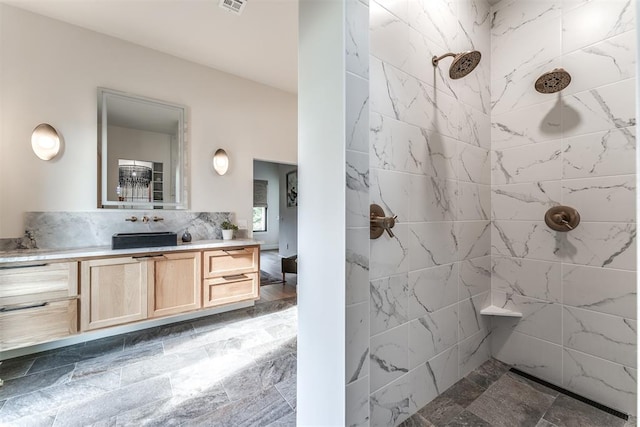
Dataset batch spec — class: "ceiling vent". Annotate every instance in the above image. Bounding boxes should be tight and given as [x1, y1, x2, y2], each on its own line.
[219, 0, 247, 15]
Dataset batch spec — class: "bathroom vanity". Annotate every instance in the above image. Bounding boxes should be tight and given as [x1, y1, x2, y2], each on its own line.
[0, 240, 260, 353]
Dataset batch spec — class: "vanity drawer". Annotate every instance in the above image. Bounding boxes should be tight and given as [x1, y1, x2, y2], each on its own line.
[203, 272, 259, 307]
[0, 262, 78, 306]
[0, 299, 78, 351]
[203, 247, 258, 278]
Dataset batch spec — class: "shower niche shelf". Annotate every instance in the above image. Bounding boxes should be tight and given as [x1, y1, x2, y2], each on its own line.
[480, 305, 522, 318]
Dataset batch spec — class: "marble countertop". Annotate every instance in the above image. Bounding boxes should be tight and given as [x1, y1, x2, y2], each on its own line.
[0, 239, 261, 265]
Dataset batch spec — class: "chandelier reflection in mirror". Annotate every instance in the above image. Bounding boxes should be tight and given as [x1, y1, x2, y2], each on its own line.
[117, 160, 153, 203]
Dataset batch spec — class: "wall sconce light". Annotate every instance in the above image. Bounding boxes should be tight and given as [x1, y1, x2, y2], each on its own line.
[31, 123, 62, 161]
[213, 148, 229, 175]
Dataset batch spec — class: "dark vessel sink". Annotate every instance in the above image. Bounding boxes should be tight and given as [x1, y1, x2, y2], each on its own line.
[112, 232, 178, 250]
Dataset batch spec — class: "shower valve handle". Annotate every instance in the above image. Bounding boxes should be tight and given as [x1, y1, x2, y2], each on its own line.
[370, 204, 398, 239]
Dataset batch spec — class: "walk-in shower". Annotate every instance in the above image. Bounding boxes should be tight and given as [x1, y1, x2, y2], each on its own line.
[432, 50, 482, 79]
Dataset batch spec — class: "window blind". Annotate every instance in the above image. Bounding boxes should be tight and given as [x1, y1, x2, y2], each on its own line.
[254, 180, 268, 208]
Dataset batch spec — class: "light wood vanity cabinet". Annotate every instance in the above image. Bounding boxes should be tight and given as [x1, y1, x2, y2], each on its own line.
[148, 252, 201, 318]
[203, 247, 260, 308]
[0, 262, 79, 351]
[80, 257, 148, 331]
[2, 244, 260, 351]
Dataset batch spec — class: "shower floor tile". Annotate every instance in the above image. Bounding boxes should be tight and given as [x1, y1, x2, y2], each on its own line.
[402, 358, 635, 427]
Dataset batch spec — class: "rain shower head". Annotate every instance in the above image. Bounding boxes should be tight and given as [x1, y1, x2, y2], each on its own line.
[535, 68, 571, 93]
[432, 50, 482, 79]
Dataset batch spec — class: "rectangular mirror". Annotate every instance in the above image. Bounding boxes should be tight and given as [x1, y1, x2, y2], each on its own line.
[98, 88, 188, 209]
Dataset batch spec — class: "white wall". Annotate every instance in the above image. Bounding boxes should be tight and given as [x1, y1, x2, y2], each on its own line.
[297, 0, 346, 424]
[278, 164, 298, 258]
[0, 4, 297, 237]
[253, 160, 280, 250]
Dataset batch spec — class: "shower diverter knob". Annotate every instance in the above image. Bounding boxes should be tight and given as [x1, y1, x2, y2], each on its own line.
[544, 206, 580, 232]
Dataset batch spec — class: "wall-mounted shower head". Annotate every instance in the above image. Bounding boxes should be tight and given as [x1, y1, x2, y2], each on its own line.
[432, 50, 482, 79]
[535, 68, 571, 93]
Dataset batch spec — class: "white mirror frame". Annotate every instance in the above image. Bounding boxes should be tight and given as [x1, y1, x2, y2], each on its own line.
[98, 88, 188, 209]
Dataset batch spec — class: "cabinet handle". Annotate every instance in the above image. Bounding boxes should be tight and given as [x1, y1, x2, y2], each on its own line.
[222, 248, 247, 255]
[0, 264, 47, 270]
[132, 255, 167, 261]
[222, 274, 248, 281]
[0, 302, 48, 312]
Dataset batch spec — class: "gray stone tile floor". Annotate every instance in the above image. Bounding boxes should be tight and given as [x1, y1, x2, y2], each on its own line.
[2, 299, 637, 427]
[402, 358, 637, 427]
[0, 297, 298, 427]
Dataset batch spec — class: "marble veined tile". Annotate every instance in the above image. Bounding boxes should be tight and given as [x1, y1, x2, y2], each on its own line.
[491, 328, 563, 386]
[370, 169, 409, 224]
[492, 14, 561, 82]
[407, 0, 460, 52]
[370, 223, 409, 279]
[562, 0, 635, 54]
[346, 73, 370, 155]
[458, 182, 490, 221]
[563, 348, 637, 415]
[408, 263, 459, 319]
[346, 376, 370, 427]
[491, 100, 562, 150]
[492, 181, 561, 221]
[458, 292, 490, 341]
[427, 345, 459, 396]
[491, 221, 561, 262]
[409, 175, 457, 222]
[563, 30, 636, 96]
[347, 302, 370, 385]
[375, 0, 408, 24]
[456, 221, 491, 261]
[370, 1, 410, 72]
[562, 127, 636, 179]
[407, 25, 457, 100]
[409, 222, 457, 270]
[347, 228, 370, 305]
[491, 256, 561, 303]
[458, 104, 491, 149]
[459, 329, 491, 378]
[370, 325, 409, 393]
[458, 143, 490, 184]
[562, 175, 635, 223]
[371, 274, 409, 336]
[561, 222, 636, 271]
[346, 0, 369, 79]
[408, 304, 458, 369]
[562, 78, 636, 139]
[408, 365, 439, 418]
[563, 306, 636, 367]
[370, 373, 413, 427]
[346, 150, 370, 228]
[492, 140, 562, 185]
[491, 292, 562, 344]
[491, 0, 562, 44]
[563, 263, 636, 319]
[459, 256, 491, 301]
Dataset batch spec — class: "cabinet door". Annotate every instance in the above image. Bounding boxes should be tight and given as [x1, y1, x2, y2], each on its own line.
[80, 257, 148, 331]
[148, 252, 201, 318]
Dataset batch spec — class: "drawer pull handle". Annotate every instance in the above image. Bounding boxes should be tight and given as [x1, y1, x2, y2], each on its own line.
[222, 248, 247, 255]
[0, 264, 48, 270]
[132, 255, 167, 261]
[1, 302, 48, 312]
[222, 274, 248, 281]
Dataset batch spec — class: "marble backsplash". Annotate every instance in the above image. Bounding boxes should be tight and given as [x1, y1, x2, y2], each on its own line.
[0, 211, 243, 251]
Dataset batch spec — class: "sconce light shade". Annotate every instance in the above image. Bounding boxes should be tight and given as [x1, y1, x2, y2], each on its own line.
[31, 123, 61, 161]
[213, 148, 229, 175]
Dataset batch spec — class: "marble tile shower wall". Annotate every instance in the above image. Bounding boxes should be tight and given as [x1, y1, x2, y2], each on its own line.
[366, 0, 492, 425]
[345, 1, 372, 426]
[489, 0, 637, 416]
